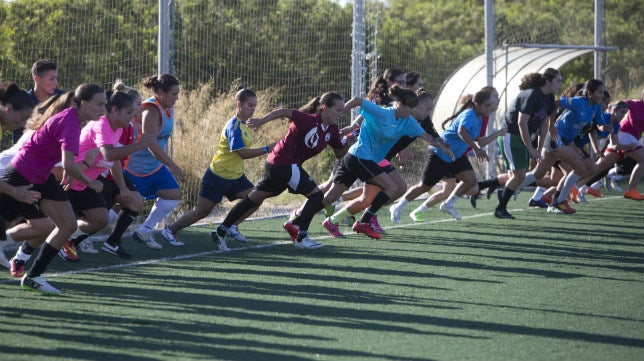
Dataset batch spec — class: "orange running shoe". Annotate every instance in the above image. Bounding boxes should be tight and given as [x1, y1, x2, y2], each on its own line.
[623, 189, 644, 201]
[570, 187, 579, 203]
[585, 188, 603, 198]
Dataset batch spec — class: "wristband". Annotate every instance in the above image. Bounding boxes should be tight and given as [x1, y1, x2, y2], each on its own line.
[83, 160, 90, 168]
[263, 146, 269, 154]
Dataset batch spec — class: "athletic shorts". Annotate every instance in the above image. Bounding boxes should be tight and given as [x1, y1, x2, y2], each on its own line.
[124, 165, 179, 200]
[68, 186, 107, 212]
[200, 167, 253, 203]
[498, 133, 530, 171]
[615, 156, 636, 176]
[255, 162, 317, 195]
[100, 175, 137, 209]
[333, 153, 384, 188]
[421, 151, 473, 187]
[0, 165, 61, 223]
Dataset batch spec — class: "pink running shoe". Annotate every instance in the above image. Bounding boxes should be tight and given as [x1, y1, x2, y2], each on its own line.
[283, 221, 300, 243]
[352, 221, 382, 240]
[322, 218, 345, 238]
[369, 215, 385, 234]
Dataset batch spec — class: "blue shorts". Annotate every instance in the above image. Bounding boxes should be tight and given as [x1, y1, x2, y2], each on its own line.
[200, 167, 253, 203]
[124, 166, 179, 200]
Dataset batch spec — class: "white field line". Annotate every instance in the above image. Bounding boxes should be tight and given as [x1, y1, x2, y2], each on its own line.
[0, 195, 621, 284]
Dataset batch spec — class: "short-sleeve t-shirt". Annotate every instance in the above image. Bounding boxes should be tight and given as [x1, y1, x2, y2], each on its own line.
[432, 108, 482, 163]
[70, 115, 122, 191]
[505, 87, 555, 139]
[555, 96, 603, 144]
[620, 99, 644, 139]
[210, 116, 253, 179]
[268, 110, 344, 166]
[11, 107, 81, 184]
[350, 99, 425, 162]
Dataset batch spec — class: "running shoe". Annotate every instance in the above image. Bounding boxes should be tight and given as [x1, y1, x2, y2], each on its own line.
[227, 225, 248, 243]
[161, 226, 184, 246]
[133, 230, 163, 250]
[548, 201, 576, 214]
[528, 198, 548, 208]
[486, 185, 498, 199]
[370, 215, 385, 234]
[101, 242, 133, 259]
[283, 221, 300, 243]
[439, 202, 462, 220]
[10, 257, 25, 278]
[624, 189, 644, 201]
[58, 241, 79, 262]
[322, 218, 345, 238]
[541, 195, 552, 204]
[78, 238, 99, 254]
[340, 215, 355, 225]
[294, 237, 324, 249]
[389, 204, 402, 224]
[470, 194, 478, 208]
[409, 210, 424, 222]
[576, 192, 588, 203]
[352, 221, 382, 240]
[610, 179, 623, 192]
[209, 229, 230, 251]
[21, 275, 60, 295]
[494, 208, 515, 219]
[586, 188, 603, 198]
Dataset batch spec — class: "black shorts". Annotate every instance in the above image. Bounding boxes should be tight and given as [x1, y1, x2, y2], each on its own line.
[333, 153, 384, 188]
[255, 162, 317, 195]
[100, 175, 137, 209]
[0, 165, 63, 223]
[421, 151, 473, 187]
[615, 156, 636, 176]
[68, 186, 107, 213]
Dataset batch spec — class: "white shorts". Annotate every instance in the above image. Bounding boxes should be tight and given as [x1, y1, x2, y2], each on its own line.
[618, 131, 640, 146]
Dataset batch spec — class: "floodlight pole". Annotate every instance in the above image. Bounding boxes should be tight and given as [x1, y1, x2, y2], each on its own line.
[594, 0, 603, 80]
[484, 0, 496, 178]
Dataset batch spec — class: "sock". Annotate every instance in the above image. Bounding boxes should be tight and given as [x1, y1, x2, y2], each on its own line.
[293, 191, 324, 232]
[557, 172, 581, 203]
[221, 197, 258, 229]
[516, 172, 537, 193]
[477, 177, 499, 191]
[15, 244, 33, 261]
[591, 180, 602, 190]
[443, 193, 459, 208]
[359, 191, 390, 223]
[497, 187, 515, 210]
[71, 234, 90, 246]
[412, 204, 428, 214]
[392, 198, 409, 213]
[329, 207, 351, 224]
[579, 185, 588, 194]
[531, 186, 545, 201]
[108, 209, 118, 223]
[141, 198, 180, 231]
[26, 243, 58, 278]
[106, 208, 138, 246]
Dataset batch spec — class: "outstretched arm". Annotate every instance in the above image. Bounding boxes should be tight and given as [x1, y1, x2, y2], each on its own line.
[247, 108, 293, 131]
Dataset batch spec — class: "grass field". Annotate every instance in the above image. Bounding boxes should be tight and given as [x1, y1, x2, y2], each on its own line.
[1, 190, 643, 361]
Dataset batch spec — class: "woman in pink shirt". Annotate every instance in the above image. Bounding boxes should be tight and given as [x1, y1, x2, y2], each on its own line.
[617, 89, 644, 200]
[0, 83, 106, 294]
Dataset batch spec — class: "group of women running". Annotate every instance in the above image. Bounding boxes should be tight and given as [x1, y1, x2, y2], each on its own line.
[1, 65, 643, 295]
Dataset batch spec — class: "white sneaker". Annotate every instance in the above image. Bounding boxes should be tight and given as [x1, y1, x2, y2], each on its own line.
[78, 239, 99, 254]
[210, 230, 230, 251]
[161, 227, 184, 246]
[133, 230, 163, 250]
[409, 210, 424, 222]
[0, 240, 11, 269]
[439, 203, 462, 220]
[576, 192, 587, 203]
[295, 237, 324, 249]
[226, 225, 248, 243]
[21, 275, 61, 295]
[610, 179, 623, 193]
[389, 204, 402, 223]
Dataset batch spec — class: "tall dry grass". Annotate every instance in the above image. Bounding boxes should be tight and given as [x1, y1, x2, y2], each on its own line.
[169, 81, 305, 221]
